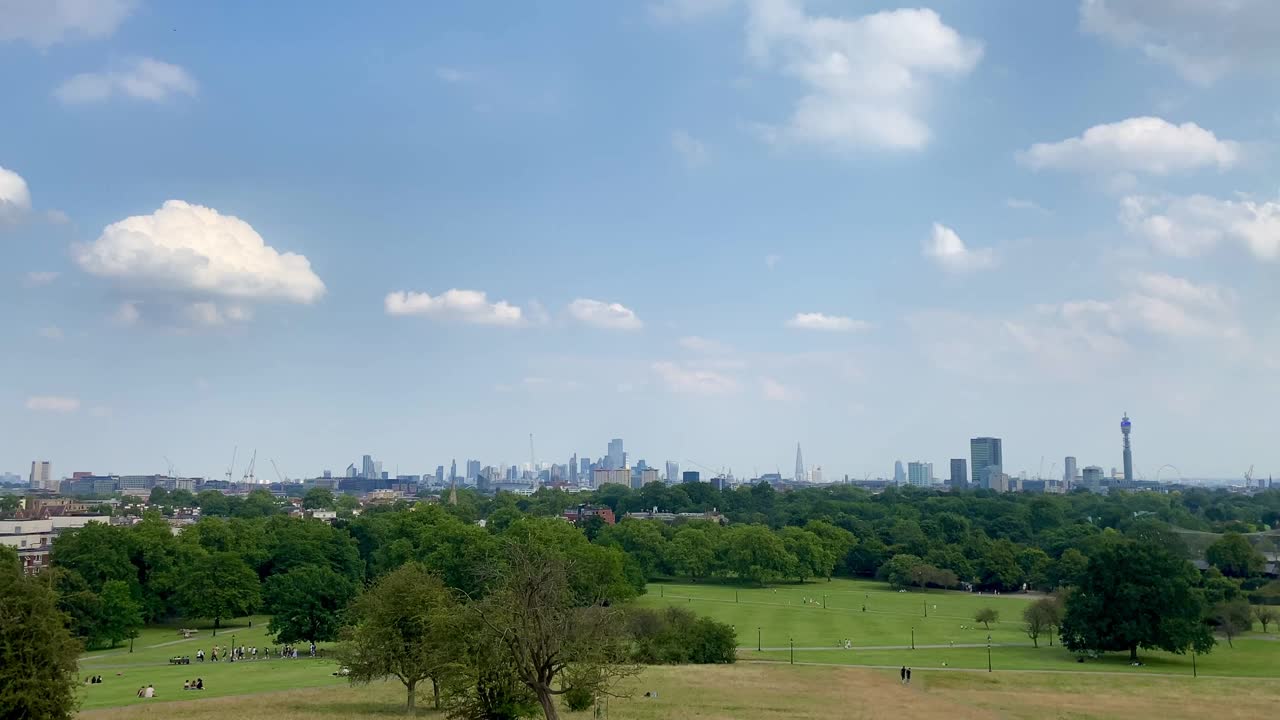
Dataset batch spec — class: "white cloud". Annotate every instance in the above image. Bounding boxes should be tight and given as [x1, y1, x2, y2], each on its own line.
[113, 301, 140, 326]
[434, 67, 472, 84]
[185, 302, 252, 327]
[567, 298, 643, 330]
[924, 222, 996, 273]
[0, 0, 136, 47]
[1121, 193, 1280, 259]
[765, 253, 781, 270]
[679, 335, 732, 353]
[760, 376, 794, 401]
[671, 130, 709, 168]
[25, 395, 80, 413]
[746, 1, 982, 151]
[56, 57, 197, 104]
[38, 326, 64, 340]
[24, 271, 60, 287]
[1080, 0, 1280, 86]
[385, 289, 524, 326]
[1018, 117, 1239, 175]
[785, 312, 869, 332]
[652, 361, 739, 395]
[650, 0, 736, 23]
[76, 200, 326, 305]
[0, 164, 32, 220]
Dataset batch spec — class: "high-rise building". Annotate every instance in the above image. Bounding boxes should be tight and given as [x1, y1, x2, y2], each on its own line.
[1063, 456, 1078, 485]
[969, 437, 1003, 489]
[794, 443, 805, 483]
[361, 455, 375, 480]
[449, 459, 458, 482]
[907, 461, 931, 487]
[29, 461, 52, 490]
[466, 460, 481, 482]
[893, 460, 905, 484]
[1082, 465, 1104, 491]
[811, 466, 823, 484]
[607, 439, 624, 471]
[665, 461, 679, 484]
[949, 458, 967, 490]
[570, 454, 578, 483]
[579, 457, 590, 478]
[435, 466, 445, 485]
[1121, 413, 1133, 483]
[682, 471, 701, 484]
[346, 463, 357, 478]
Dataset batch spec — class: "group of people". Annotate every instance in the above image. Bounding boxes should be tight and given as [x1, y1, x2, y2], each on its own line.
[182, 679, 205, 691]
[135, 685, 156, 699]
[899, 667, 914, 685]
[195, 642, 317, 663]
[84, 675, 105, 684]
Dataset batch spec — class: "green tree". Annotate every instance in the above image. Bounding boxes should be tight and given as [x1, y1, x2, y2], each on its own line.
[98, 579, 144, 648]
[148, 486, 171, 505]
[264, 566, 356, 644]
[338, 563, 458, 712]
[1049, 548, 1089, 589]
[723, 525, 793, 586]
[1210, 600, 1253, 648]
[0, 559, 82, 720]
[878, 554, 924, 590]
[174, 550, 260, 631]
[665, 527, 716, 580]
[595, 519, 669, 579]
[779, 527, 836, 581]
[302, 487, 335, 511]
[1205, 532, 1266, 578]
[1060, 538, 1214, 661]
[1022, 597, 1062, 648]
[974, 607, 999, 630]
[1254, 606, 1277, 633]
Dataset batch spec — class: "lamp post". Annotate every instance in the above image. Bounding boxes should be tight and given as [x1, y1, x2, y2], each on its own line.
[987, 634, 992, 673]
[911, 627, 915, 650]
[790, 637, 794, 666]
[1192, 651, 1197, 678]
[757, 627, 761, 652]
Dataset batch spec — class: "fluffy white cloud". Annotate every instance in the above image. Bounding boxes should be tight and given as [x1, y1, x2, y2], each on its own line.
[56, 57, 197, 104]
[568, 298, 643, 330]
[652, 361, 739, 395]
[1080, 0, 1280, 86]
[25, 395, 80, 413]
[747, 0, 981, 151]
[924, 223, 995, 273]
[0, 0, 136, 46]
[76, 200, 326, 304]
[671, 130, 709, 168]
[1037, 272, 1238, 342]
[1121, 193, 1280, 259]
[1019, 117, 1239, 175]
[24, 271, 59, 287]
[185, 302, 252, 327]
[785, 312, 869, 332]
[384, 289, 524, 326]
[0, 164, 32, 220]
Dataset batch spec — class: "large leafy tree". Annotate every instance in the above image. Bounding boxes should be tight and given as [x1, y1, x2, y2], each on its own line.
[1205, 532, 1266, 578]
[1060, 538, 1214, 661]
[175, 550, 260, 630]
[723, 524, 793, 586]
[264, 565, 356, 644]
[302, 487, 336, 510]
[779, 527, 836, 581]
[98, 580, 144, 648]
[0, 550, 82, 720]
[337, 563, 459, 712]
[665, 527, 716, 580]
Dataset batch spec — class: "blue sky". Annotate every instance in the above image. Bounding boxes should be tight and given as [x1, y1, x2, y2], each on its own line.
[3, 0, 1280, 482]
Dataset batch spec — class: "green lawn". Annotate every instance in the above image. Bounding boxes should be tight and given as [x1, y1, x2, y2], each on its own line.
[639, 578, 1278, 678]
[76, 615, 345, 711]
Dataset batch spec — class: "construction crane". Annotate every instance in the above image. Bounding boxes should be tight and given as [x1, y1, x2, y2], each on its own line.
[271, 459, 287, 484]
[241, 449, 257, 484]
[1245, 465, 1255, 489]
[163, 455, 175, 478]
[225, 446, 237, 483]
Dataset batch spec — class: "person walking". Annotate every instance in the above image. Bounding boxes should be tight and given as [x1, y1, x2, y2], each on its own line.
[900, 666, 907, 684]
[906, 668, 912, 685]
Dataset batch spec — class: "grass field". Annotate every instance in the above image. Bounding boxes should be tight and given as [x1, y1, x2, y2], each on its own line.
[638, 578, 1277, 677]
[78, 663, 1280, 720]
[76, 615, 345, 711]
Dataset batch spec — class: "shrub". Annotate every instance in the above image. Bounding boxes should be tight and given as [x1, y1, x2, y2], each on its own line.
[627, 607, 737, 664]
[563, 685, 595, 712]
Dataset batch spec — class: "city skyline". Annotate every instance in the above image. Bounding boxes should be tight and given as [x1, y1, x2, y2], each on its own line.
[5, 2, 1280, 479]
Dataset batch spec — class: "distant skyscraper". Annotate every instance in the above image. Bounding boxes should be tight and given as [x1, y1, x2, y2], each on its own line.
[665, 461, 679, 483]
[346, 463, 357, 478]
[435, 465, 445, 485]
[1063, 456, 1078, 485]
[1082, 465, 1104, 491]
[794, 443, 805, 483]
[466, 460, 481, 482]
[607, 439, 624, 470]
[374, 460, 383, 479]
[1121, 413, 1133, 483]
[907, 462, 930, 487]
[449, 459, 458, 482]
[570, 454, 578, 483]
[893, 460, 905, 484]
[949, 459, 967, 490]
[682, 471, 700, 484]
[29, 460, 52, 490]
[361, 455, 375, 480]
[579, 457, 590, 477]
[969, 437, 1003, 489]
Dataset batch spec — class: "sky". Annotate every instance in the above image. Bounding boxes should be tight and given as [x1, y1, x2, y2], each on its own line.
[3, 0, 1280, 482]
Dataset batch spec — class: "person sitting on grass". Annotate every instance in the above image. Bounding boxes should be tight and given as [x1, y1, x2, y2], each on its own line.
[144, 684, 156, 698]
[136, 687, 145, 698]
[195, 678, 203, 690]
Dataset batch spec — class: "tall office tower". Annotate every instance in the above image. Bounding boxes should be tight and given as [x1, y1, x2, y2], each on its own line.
[1121, 413, 1133, 483]
[893, 460, 906, 484]
[29, 460, 52, 490]
[794, 443, 805, 483]
[449, 459, 458, 482]
[466, 460, 481, 482]
[346, 463, 357, 478]
[361, 455, 375, 480]
[1082, 465, 1104, 491]
[374, 460, 383, 479]
[570, 454, 578, 483]
[665, 461, 679, 484]
[1064, 456, 1078, 485]
[907, 461, 930, 487]
[580, 457, 590, 478]
[606, 439, 624, 470]
[949, 458, 967, 490]
[969, 437, 1003, 489]
[435, 466, 445, 485]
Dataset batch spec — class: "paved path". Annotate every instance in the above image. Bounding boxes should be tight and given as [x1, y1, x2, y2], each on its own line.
[741, 642, 1028, 652]
[743, 658, 1255, 681]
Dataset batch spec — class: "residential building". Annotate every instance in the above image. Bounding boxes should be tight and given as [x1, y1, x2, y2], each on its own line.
[907, 461, 932, 487]
[593, 468, 630, 488]
[1, 515, 107, 574]
[969, 437, 1003, 489]
[893, 461, 906, 484]
[563, 505, 616, 525]
[1064, 456, 1078, 486]
[361, 455, 375, 480]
